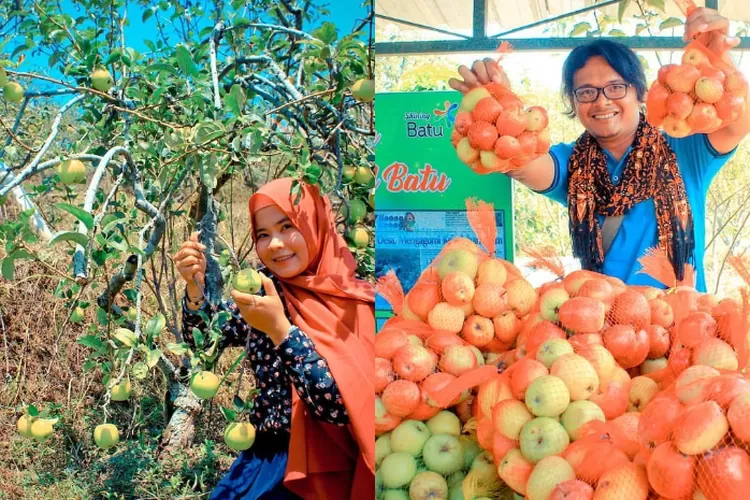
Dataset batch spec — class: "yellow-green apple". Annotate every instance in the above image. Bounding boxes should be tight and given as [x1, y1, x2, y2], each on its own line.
[675, 365, 720, 405]
[728, 392, 750, 442]
[497, 448, 534, 495]
[525, 375, 570, 417]
[641, 357, 668, 374]
[351, 78, 374, 102]
[628, 376, 660, 412]
[576, 344, 616, 382]
[493, 399, 534, 440]
[437, 248, 479, 280]
[560, 400, 605, 441]
[456, 137, 480, 164]
[526, 455, 575, 500]
[439, 344, 478, 377]
[3, 82, 23, 103]
[511, 357, 549, 400]
[380, 452, 418, 488]
[477, 258, 507, 286]
[459, 87, 492, 113]
[422, 434, 464, 475]
[674, 401, 729, 455]
[30, 418, 57, 442]
[391, 420, 430, 456]
[519, 417, 570, 463]
[524, 106, 549, 132]
[461, 436, 482, 469]
[427, 411, 461, 436]
[693, 338, 739, 371]
[375, 433, 392, 466]
[93, 423, 120, 450]
[725, 71, 749, 97]
[90, 68, 113, 92]
[550, 353, 599, 401]
[695, 77, 724, 104]
[469, 452, 499, 485]
[682, 48, 711, 66]
[16, 414, 34, 437]
[376, 396, 401, 435]
[409, 471, 448, 500]
[539, 287, 570, 322]
[536, 339, 574, 369]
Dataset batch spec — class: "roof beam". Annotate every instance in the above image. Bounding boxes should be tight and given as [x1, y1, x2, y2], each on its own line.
[473, 0, 487, 39]
[375, 36, 750, 55]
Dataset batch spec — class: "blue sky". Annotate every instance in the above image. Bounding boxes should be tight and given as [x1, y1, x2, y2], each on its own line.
[21, 0, 370, 75]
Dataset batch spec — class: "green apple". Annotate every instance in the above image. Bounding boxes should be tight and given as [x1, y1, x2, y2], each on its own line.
[628, 376, 660, 412]
[224, 422, 256, 451]
[549, 354, 599, 401]
[190, 370, 220, 399]
[380, 452, 417, 488]
[519, 417, 570, 464]
[459, 436, 481, 469]
[353, 166, 375, 186]
[391, 419, 430, 456]
[437, 249, 479, 280]
[525, 375, 570, 417]
[91, 68, 113, 92]
[458, 87, 491, 113]
[470, 452, 499, 484]
[375, 432, 392, 466]
[560, 400, 605, 441]
[342, 165, 356, 181]
[345, 199, 367, 223]
[422, 434, 464, 475]
[30, 417, 58, 442]
[70, 306, 85, 323]
[427, 411, 461, 436]
[536, 339, 574, 369]
[110, 378, 132, 401]
[347, 226, 370, 249]
[382, 490, 409, 500]
[409, 471, 448, 500]
[3, 82, 23, 103]
[56, 159, 87, 185]
[17, 414, 35, 437]
[125, 308, 138, 322]
[233, 268, 262, 294]
[526, 455, 575, 500]
[93, 423, 120, 449]
[351, 78, 374, 103]
[539, 288, 570, 322]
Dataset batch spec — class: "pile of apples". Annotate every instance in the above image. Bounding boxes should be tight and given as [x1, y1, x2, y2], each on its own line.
[376, 247, 750, 499]
[647, 43, 748, 138]
[451, 83, 551, 175]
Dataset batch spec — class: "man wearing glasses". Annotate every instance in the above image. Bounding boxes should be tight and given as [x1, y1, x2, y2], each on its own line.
[449, 8, 750, 293]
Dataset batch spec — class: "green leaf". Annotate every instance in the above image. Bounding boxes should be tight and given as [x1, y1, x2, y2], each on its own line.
[233, 396, 245, 411]
[175, 45, 198, 77]
[1, 258, 14, 280]
[609, 29, 627, 37]
[146, 349, 162, 368]
[636, 23, 649, 36]
[77, 334, 104, 350]
[50, 231, 88, 248]
[54, 203, 94, 230]
[570, 22, 592, 37]
[28, 405, 39, 417]
[646, 0, 666, 11]
[225, 84, 246, 115]
[145, 314, 166, 338]
[167, 342, 189, 356]
[618, 0, 632, 23]
[132, 361, 149, 380]
[659, 17, 684, 30]
[220, 407, 238, 423]
[142, 9, 153, 22]
[312, 22, 338, 45]
[144, 63, 179, 76]
[192, 327, 204, 348]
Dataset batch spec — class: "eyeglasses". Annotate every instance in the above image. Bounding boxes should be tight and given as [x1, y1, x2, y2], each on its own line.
[573, 83, 631, 103]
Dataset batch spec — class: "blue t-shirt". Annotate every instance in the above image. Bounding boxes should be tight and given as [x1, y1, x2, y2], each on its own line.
[536, 133, 735, 292]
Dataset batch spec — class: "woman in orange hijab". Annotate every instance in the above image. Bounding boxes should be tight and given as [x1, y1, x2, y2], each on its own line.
[173, 178, 375, 499]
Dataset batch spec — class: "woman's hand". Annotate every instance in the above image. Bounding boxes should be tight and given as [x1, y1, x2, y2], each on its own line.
[683, 8, 740, 58]
[174, 232, 206, 286]
[448, 57, 511, 95]
[231, 275, 292, 346]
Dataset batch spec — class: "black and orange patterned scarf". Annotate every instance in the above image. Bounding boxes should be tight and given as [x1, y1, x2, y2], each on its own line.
[567, 114, 695, 280]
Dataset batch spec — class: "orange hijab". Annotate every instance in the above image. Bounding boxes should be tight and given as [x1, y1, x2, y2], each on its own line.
[249, 178, 375, 500]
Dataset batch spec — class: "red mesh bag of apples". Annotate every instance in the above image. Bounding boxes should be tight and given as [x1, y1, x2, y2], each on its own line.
[647, 39, 748, 138]
[451, 46, 552, 175]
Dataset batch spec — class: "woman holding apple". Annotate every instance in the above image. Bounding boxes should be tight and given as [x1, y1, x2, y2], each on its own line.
[173, 178, 375, 499]
[450, 7, 749, 293]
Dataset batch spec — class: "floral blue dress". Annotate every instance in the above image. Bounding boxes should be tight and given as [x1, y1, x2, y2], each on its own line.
[181, 277, 348, 499]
